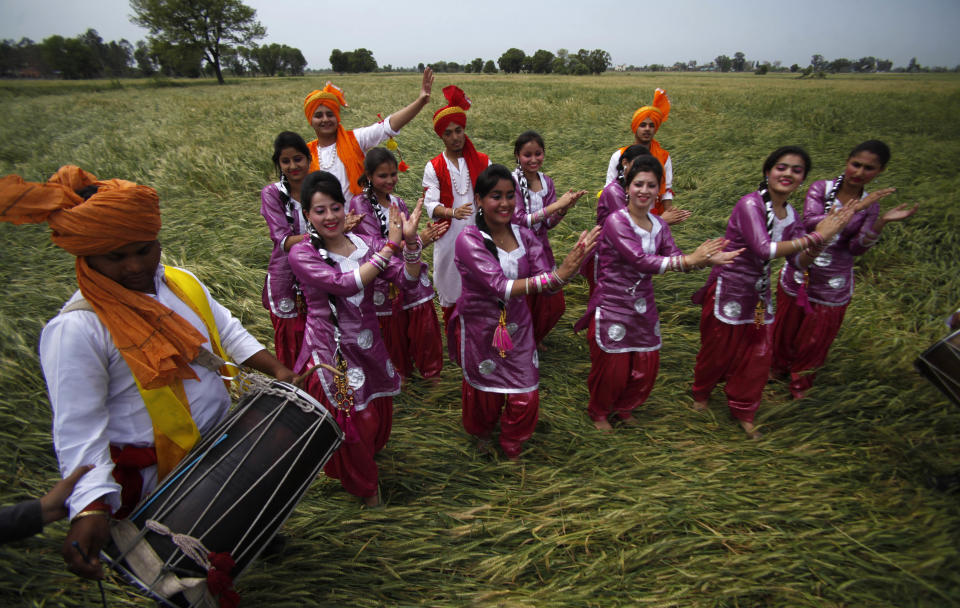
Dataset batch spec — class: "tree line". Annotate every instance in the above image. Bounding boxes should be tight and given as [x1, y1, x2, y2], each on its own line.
[0, 31, 307, 80]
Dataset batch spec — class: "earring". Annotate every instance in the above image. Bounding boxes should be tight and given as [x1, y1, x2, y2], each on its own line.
[478, 207, 484, 217]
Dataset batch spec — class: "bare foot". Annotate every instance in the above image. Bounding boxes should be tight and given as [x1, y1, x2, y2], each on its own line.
[619, 414, 640, 427]
[362, 493, 380, 507]
[477, 437, 494, 456]
[692, 400, 709, 412]
[593, 418, 614, 433]
[739, 420, 763, 440]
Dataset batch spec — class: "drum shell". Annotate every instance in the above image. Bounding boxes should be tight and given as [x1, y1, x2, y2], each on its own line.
[915, 330, 960, 408]
[104, 381, 342, 605]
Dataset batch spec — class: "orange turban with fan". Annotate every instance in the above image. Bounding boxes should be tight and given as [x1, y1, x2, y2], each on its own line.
[303, 82, 366, 195]
[631, 88, 671, 133]
[0, 166, 207, 391]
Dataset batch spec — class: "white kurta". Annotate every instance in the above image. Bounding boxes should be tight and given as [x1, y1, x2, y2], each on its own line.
[422, 153, 489, 307]
[313, 116, 398, 201]
[39, 266, 265, 518]
[604, 149, 674, 201]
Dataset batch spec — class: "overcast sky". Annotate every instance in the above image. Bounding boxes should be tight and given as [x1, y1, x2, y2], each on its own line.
[2, 0, 959, 70]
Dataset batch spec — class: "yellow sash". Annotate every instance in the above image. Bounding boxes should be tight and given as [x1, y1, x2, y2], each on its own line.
[133, 266, 229, 479]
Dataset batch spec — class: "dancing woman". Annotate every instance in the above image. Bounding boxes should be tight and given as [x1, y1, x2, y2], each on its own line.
[289, 171, 423, 506]
[690, 146, 853, 438]
[349, 147, 447, 381]
[511, 130, 586, 344]
[260, 131, 312, 368]
[575, 156, 741, 431]
[772, 140, 917, 398]
[449, 164, 599, 459]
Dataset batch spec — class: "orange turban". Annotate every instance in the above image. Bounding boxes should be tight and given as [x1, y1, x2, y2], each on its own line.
[303, 82, 367, 195]
[0, 166, 207, 391]
[304, 82, 348, 123]
[631, 88, 671, 133]
[433, 85, 471, 136]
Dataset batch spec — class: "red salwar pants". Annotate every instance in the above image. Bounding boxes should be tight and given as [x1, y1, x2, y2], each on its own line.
[304, 373, 392, 499]
[378, 299, 443, 380]
[526, 289, 566, 345]
[771, 283, 848, 398]
[692, 284, 771, 423]
[461, 381, 539, 459]
[270, 311, 307, 370]
[586, 319, 660, 422]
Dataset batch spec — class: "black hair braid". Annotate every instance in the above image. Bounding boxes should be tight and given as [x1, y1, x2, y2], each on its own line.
[366, 182, 389, 238]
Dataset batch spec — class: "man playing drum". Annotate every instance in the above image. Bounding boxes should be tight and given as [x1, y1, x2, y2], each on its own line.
[0, 166, 300, 580]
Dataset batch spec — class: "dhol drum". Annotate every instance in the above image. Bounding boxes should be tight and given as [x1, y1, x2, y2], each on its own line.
[915, 329, 960, 408]
[102, 376, 343, 607]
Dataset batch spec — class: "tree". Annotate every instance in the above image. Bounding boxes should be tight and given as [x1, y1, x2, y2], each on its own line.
[810, 54, 827, 72]
[482, 59, 497, 74]
[715, 54, 732, 72]
[877, 59, 893, 72]
[498, 48, 526, 73]
[470, 57, 483, 73]
[348, 48, 377, 72]
[329, 48, 347, 73]
[732, 51, 746, 72]
[528, 49, 554, 74]
[130, 0, 266, 84]
[584, 48, 611, 74]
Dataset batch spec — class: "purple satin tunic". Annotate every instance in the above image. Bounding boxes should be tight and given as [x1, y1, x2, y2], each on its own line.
[699, 191, 805, 325]
[779, 179, 880, 306]
[574, 208, 681, 352]
[511, 171, 559, 268]
[451, 225, 552, 393]
[289, 233, 414, 411]
[260, 181, 307, 317]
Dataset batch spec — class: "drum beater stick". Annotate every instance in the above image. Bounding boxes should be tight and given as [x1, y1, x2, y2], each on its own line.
[71, 541, 108, 608]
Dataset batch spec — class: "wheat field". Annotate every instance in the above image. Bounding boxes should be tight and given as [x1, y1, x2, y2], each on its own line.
[1, 72, 959, 606]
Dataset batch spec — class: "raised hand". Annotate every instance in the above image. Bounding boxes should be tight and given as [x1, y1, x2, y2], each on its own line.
[854, 186, 896, 212]
[880, 202, 919, 224]
[815, 203, 855, 240]
[453, 203, 473, 220]
[420, 221, 449, 245]
[402, 198, 424, 245]
[420, 67, 434, 101]
[387, 203, 402, 244]
[661, 206, 692, 225]
[344, 212, 364, 233]
[557, 226, 602, 281]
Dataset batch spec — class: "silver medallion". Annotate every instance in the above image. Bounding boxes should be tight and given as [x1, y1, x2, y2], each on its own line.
[347, 367, 366, 390]
[828, 276, 846, 289]
[278, 298, 295, 313]
[607, 323, 626, 342]
[814, 252, 833, 267]
[478, 359, 496, 375]
[722, 301, 742, 318]
[357, 329, 373, 350]
[507, 322, 519, 335]
[373, 291, 386, 306]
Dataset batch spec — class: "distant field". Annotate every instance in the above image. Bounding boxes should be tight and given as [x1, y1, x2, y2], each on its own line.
[1, 72, 959, 607]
